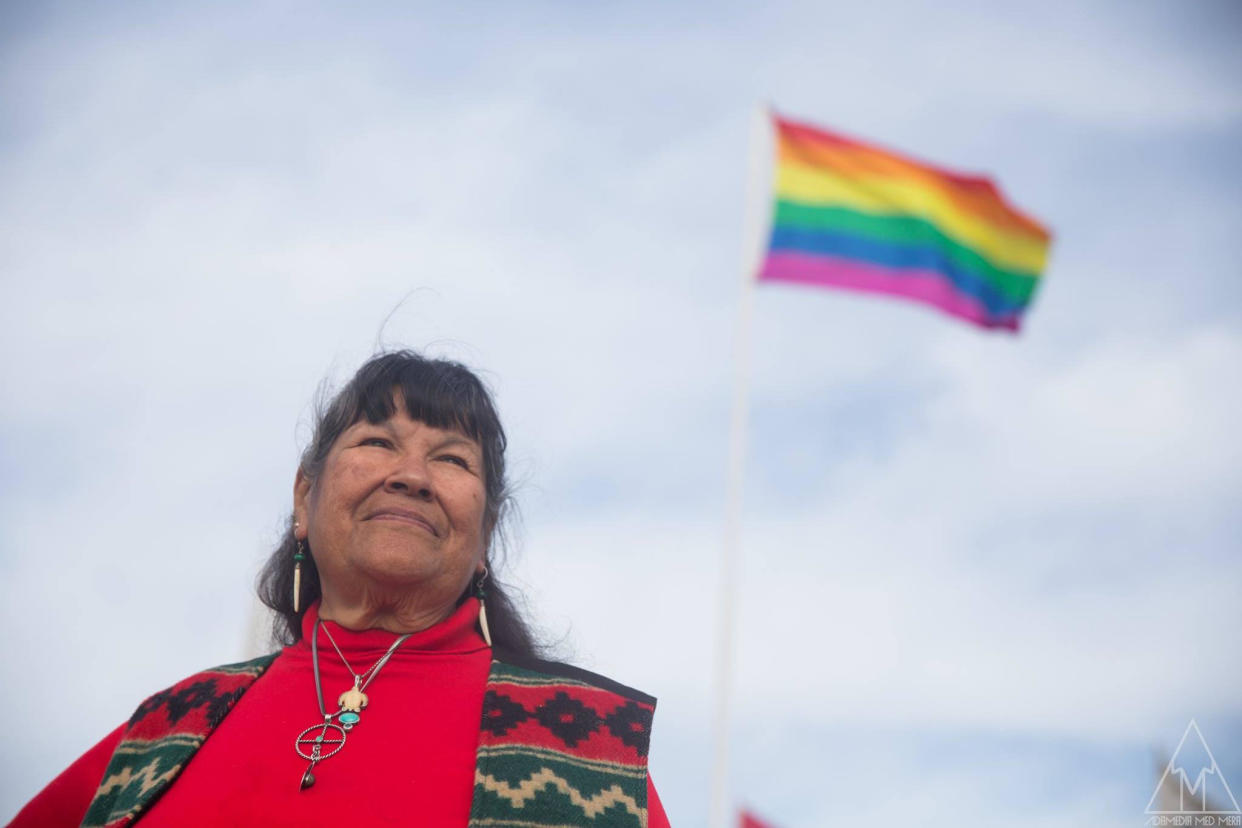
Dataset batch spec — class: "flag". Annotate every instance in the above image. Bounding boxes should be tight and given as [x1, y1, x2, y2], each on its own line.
[758, 113, 1052, 331]
[739, 808, 777, 828]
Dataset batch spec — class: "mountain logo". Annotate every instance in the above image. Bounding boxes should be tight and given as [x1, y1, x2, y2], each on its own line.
[1146, 720, 1241, 815]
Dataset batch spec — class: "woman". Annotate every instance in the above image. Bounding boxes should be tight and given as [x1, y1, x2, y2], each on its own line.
[12, 351, 669, 827]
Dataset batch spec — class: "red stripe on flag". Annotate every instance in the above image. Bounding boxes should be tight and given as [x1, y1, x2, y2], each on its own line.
[739, 809, 777, 828]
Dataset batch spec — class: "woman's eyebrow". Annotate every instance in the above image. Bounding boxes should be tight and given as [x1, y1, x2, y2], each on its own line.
[433, 435, 481, 453]
[349, 419, 397, 435]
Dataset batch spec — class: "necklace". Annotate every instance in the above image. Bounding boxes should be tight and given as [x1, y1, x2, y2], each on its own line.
[294, 619, 413, 790]
[319, 622, 406, 727]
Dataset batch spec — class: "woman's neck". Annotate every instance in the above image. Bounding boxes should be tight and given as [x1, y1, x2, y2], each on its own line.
[317, 583, 459, 634]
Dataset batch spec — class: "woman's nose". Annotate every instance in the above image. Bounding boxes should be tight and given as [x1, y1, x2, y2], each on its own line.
[384, 460, 433, 499]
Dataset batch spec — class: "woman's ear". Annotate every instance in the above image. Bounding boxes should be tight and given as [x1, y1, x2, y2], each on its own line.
[292, 469, 311, 540]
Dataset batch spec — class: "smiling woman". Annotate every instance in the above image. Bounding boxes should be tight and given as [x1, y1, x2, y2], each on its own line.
[296, 405, 493, 635]
[12, 351, 669, 827]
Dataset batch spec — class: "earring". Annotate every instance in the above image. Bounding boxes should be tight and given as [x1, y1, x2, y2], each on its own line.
[293, 538, 307, 614]
[475, 566, 492, 648]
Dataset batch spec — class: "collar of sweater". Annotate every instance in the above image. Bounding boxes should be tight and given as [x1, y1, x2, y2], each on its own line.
[292, 596, 488, 663]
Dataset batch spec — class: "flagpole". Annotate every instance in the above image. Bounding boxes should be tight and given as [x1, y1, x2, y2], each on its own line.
[710, 105, 772, 828]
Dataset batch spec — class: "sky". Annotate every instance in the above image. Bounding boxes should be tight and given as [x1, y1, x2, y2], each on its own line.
[2, 0, 1241, 825]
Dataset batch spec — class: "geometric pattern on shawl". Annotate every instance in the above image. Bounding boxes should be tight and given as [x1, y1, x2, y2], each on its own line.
[468, 654, 656, 827]
[80, 654, 277, 828]
[78, 650, 656, 827]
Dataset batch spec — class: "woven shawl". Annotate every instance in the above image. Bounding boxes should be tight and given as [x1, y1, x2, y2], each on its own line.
[81, 651, 655, 827]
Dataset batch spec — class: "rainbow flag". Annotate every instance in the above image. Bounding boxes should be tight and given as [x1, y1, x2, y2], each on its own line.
[758, 114, 1052, 331]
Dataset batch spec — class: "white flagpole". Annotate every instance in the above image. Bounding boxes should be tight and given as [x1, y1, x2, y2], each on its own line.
[709, 105, 773, 828]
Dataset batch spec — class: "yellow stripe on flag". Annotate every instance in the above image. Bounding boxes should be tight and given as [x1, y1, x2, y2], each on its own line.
[776, 160, 1050, 274]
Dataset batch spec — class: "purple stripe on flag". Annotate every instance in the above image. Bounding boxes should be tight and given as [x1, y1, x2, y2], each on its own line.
[758, 251, 1021, 331]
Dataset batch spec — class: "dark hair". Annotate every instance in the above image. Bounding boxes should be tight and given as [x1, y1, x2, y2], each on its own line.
[256, 350, 540, 656]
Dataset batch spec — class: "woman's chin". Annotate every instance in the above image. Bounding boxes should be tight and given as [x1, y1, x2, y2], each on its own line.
[348, 546, 449, 589]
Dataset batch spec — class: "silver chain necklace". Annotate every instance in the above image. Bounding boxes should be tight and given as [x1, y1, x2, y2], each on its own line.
[293, 619, 413, 790]
[319, 622, 398, 704]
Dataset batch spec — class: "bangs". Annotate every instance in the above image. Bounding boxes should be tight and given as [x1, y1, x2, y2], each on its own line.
[350, 357, 492, 445]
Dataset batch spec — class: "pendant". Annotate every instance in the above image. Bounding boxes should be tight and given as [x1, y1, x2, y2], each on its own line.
[336, 676, 369, 730]
[294, 718, 346, 790]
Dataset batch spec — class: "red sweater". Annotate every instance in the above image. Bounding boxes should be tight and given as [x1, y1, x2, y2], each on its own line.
[11, 599, 669, 826]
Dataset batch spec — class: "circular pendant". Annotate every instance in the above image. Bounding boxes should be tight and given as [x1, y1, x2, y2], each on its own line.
[294, 722, 346, 762]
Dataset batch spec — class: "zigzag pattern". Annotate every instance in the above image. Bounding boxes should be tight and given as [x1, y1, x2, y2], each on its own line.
[82, 654, 277, 828]
[84, 738, 206, 827]
[94, 757, 186, 808]
[476, 767, 646, 821]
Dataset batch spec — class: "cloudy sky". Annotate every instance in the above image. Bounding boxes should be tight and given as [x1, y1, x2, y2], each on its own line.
[2, 1, 1240, 825]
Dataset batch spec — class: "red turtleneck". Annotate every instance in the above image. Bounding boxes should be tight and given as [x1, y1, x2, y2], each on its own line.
[11, 599, 669, 826]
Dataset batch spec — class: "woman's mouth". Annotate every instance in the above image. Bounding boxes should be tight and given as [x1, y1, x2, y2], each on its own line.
[367, 509, 439, 537]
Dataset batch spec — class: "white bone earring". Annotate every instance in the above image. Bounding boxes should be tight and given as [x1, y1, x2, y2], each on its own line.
[293, 524, 306, 613]
[474, 566, 492, 647]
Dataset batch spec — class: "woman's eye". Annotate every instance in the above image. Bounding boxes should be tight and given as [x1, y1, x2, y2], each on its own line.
[438, 454, 470, 469]
[360, 437, 392, 448]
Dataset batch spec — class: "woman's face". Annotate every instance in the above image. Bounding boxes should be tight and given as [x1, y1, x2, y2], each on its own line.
[293, 398, 488, 615]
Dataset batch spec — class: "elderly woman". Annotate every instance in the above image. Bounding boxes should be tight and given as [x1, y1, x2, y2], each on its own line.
[13, 351, 669, 827]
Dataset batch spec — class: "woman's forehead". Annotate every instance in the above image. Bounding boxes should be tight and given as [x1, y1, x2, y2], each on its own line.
[349, 410, 480, 445]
